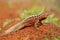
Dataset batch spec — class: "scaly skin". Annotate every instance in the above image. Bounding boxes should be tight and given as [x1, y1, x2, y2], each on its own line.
[0, 11, 49, 36]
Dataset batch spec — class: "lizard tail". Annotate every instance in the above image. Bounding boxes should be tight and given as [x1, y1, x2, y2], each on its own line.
[0, 21, 25, 36]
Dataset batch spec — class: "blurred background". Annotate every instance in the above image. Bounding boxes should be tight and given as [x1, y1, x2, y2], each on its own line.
[0, 0, 60, 31]
[0, 0, 60, 40]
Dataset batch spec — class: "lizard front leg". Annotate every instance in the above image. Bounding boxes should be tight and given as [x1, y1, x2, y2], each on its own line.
[34, 19, 42, 29]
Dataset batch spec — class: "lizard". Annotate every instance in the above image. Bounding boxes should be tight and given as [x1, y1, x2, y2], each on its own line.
[0, 11, 49, 36]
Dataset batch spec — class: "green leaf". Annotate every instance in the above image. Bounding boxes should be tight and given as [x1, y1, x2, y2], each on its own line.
[20, 6, 45, 19]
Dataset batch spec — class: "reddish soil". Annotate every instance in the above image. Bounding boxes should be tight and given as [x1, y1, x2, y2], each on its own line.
[0, 23, 60, 40]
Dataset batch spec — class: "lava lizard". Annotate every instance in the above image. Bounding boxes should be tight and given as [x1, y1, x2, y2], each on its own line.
[0, 11, 49, 36]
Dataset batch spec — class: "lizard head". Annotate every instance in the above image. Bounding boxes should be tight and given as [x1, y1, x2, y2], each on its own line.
[38, 11, 50, 21]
